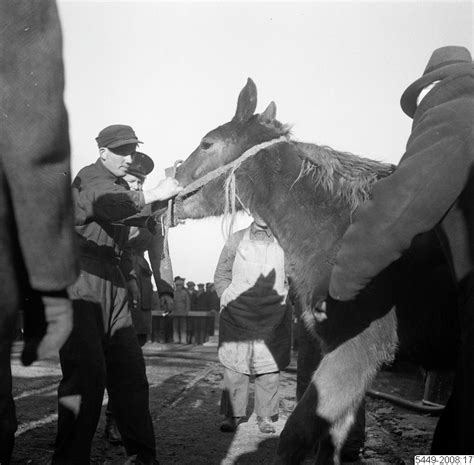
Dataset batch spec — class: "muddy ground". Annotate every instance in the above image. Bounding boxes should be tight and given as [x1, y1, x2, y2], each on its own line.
[10, 340, 438, 465]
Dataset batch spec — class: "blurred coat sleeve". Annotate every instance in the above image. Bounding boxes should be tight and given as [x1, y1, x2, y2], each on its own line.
[0, 1, 78, 291]
[329, 97, 473, 301]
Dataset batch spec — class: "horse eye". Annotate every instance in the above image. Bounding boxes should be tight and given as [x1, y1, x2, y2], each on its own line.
[201, 141, 212, 150]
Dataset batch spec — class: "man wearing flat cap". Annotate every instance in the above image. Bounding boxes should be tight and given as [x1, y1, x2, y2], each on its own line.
[53, 125, 182, 464]
[328, 46, 474, 453]
[124, 153, 175, 342]
[173, 276, 191, 313]
[103, 152, 175, 445]
[186, 281, 198, 310]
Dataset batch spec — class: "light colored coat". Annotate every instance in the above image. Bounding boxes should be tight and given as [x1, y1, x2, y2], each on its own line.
[215, 224, 291, 374]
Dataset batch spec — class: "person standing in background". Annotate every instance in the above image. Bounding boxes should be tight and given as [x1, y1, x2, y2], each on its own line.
[0, 2, 78, 463]
[194, 283, 208, 311]
[214, 213, 292, 434]
[205, 283, 220, 312]
[186, 281, 198, 311]
[123, 152, 175, 346]
[173, 276, 191, 313]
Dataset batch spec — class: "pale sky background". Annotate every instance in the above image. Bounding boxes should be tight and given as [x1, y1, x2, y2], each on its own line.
[57, 1, 473, 284]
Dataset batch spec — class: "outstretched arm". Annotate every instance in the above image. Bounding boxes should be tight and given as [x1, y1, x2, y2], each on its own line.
[330, 104, 473, 301]
[74, 177, 181, 226]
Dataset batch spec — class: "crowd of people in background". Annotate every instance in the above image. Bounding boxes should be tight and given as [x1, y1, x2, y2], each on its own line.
[173, 277, 220, 313]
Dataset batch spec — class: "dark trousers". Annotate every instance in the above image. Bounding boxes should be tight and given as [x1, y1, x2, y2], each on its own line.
[53, 267, 156, 464]
[0, 308, 16, 465]
[0, 170, 23, 464]
[220, 367, 280, 418]
[105, 332, 147, 417]
[432, 271, 474, 453]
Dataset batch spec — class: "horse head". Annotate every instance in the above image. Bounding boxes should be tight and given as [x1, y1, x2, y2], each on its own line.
[175, 78, 290, 219]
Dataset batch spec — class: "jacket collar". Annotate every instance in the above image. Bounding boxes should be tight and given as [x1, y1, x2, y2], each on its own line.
[94, 159, 129, 188]
[95, 158, 116, 180]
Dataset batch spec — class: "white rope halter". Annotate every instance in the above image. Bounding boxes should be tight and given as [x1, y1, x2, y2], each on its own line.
[160, 135, 289, 240]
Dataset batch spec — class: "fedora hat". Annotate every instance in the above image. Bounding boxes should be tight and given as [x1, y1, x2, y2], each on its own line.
[400, 46, 473, 117]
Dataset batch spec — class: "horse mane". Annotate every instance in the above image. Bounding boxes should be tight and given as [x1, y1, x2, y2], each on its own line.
[219, 137, 395, 238]
[295, 142, 395, 213]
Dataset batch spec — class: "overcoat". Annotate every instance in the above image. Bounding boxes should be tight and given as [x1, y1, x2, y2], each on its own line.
[215, 225, 292, 375]
[126, 226, 174, 334]
[0, 3, 78, 462]
[330, 69, 474, 300]
[328, 66, 474, 454]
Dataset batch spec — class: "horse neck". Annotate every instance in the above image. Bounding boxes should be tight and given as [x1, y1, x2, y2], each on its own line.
[234, 142, 353, 302]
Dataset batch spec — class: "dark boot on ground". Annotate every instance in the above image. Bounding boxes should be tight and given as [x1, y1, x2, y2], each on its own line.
[220, 416, 241, 432]
[105, 413, 122, 445]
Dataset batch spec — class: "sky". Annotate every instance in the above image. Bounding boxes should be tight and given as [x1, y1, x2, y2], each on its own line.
[57, 0, 473, 284]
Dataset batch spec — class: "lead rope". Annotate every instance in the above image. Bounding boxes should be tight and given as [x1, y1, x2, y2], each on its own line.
[161, 160, 183, 259]
[164, 135, 290, 238]
[178, 135, 289, 199]
[220, 135, 289, 237]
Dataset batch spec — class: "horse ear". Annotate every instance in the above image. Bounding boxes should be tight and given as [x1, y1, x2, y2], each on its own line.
[233, 78, 257, 122]
[259, 101, 277, 124]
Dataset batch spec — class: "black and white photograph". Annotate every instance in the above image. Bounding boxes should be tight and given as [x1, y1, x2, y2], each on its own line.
[1, 1, 473, 464]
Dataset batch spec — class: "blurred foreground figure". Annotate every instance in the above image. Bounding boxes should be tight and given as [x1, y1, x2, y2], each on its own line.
[329, 46, 474, 453]
[0, 2, 78, 463]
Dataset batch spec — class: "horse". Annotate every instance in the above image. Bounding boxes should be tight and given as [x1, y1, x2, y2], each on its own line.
[173, 78, 458, 464]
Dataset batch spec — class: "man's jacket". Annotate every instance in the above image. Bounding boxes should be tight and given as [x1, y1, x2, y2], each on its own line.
[330, 68, 474, 301]
[0, 1, 78, 291]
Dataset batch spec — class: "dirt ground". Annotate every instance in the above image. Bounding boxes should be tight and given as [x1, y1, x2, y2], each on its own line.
[10, 340, 439, 465]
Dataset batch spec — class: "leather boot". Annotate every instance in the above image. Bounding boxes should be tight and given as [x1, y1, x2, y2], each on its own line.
[105, 413, 122, 445]
[219, 416, 241, 432]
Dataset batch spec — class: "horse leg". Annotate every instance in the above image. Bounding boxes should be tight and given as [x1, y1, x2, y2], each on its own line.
[276, 308, 398, 465]
[313, 411, 355, 465]
[275, 380, 322, 464]
[276, 351, 361, 465]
